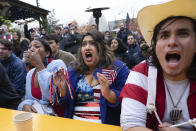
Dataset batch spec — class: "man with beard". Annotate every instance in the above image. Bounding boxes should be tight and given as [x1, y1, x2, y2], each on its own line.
[139, 39, 150, 59]
[117, 23, 131, 45]
[127, 34, 143, 68]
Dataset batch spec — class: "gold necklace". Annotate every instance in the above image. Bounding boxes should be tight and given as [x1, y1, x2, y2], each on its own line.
[164, 79, 189, 124]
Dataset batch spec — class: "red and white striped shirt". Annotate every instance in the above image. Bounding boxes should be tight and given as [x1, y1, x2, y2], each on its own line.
[120, 62, 195, 130]
[120, 62, 156, 130]
[120, 61, 149, 105]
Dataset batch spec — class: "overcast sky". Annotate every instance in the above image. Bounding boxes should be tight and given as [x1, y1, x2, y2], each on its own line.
[20, 0, 170, 26]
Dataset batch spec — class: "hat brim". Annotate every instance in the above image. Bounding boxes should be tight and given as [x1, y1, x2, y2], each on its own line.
[137, 0, 196, 45]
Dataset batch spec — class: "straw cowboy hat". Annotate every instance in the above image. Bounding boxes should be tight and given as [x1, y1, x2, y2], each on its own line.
[137, 0, 196, 45]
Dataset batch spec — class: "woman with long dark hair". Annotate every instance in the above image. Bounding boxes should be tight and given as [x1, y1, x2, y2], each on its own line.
[18, 39, 67, 117]
[12, 30, 29, 59]
[108, 37, 132, 69]
[53, 31, 130, 125]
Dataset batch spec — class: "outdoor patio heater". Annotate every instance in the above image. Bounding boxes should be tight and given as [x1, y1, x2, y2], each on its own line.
[86, 7, 109, 31]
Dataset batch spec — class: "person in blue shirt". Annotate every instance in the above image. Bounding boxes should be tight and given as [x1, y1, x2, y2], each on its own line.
[117, 23, 132, 45]
[0, 39, 27, 99]
[0, 62, 21, 110]
[127, 34, 143, 68]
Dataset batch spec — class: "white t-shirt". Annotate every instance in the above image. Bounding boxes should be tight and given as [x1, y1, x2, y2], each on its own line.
[163, 78, 192, 131]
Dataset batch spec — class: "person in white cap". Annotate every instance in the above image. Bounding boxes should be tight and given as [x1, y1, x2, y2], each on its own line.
[120, 0, 196, 130]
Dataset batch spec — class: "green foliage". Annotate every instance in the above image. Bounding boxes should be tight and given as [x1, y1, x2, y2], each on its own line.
[110, 31, 117, 38]
[41, 18, 48, 31]
[9, 28, 18, 34]
[45, 9, 59, 34]
[113, 19, 125, 29]
[0, 16, 12, 28]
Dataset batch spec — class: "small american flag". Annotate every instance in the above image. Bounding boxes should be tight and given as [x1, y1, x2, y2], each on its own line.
[102, 68, 117, 85]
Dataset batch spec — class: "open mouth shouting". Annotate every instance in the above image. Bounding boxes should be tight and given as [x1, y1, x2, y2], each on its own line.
[165, 51, 181, 68]
[82, 49, 99, 68]
[85, 51, 93, 62]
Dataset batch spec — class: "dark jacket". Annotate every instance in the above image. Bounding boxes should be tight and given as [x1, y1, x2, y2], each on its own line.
[114, 51, 132, 69]
[24, 24, 30, 40]
[13, 39, 29, 59]
[60, 60, 130, 126]
[60, 32, 83, 54]
[1, 53, 27, 96]
[0, 63, 21, 109]
[127, 43, 143, 68]
[117, 29, 131, 45]
[110, 38, 133, 69]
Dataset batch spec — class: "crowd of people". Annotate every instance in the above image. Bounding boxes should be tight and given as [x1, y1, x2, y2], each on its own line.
[0, 0, 196, 130]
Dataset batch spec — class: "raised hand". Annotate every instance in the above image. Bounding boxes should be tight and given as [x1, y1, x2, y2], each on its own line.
[53, 68, 67, 97]
[97, 72, 110, 97]
[97, 72, 117, 104]
[28, 49, 44, 68]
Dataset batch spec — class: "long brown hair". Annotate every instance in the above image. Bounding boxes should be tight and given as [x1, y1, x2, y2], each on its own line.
[13, 30, 22, 50]
[73, 31, 115, 74]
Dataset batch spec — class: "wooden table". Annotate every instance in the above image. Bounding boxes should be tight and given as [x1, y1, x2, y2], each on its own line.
[0, 108, 122, 131]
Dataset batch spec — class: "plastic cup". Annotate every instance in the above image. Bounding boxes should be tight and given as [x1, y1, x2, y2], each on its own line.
[13, 112, 33, 131]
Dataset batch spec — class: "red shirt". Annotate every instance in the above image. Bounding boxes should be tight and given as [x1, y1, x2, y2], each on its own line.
[31, 70, 42, 100]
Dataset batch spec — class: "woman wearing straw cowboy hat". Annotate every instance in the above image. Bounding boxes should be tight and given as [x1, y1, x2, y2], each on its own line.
[120, 0, 196, 130]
